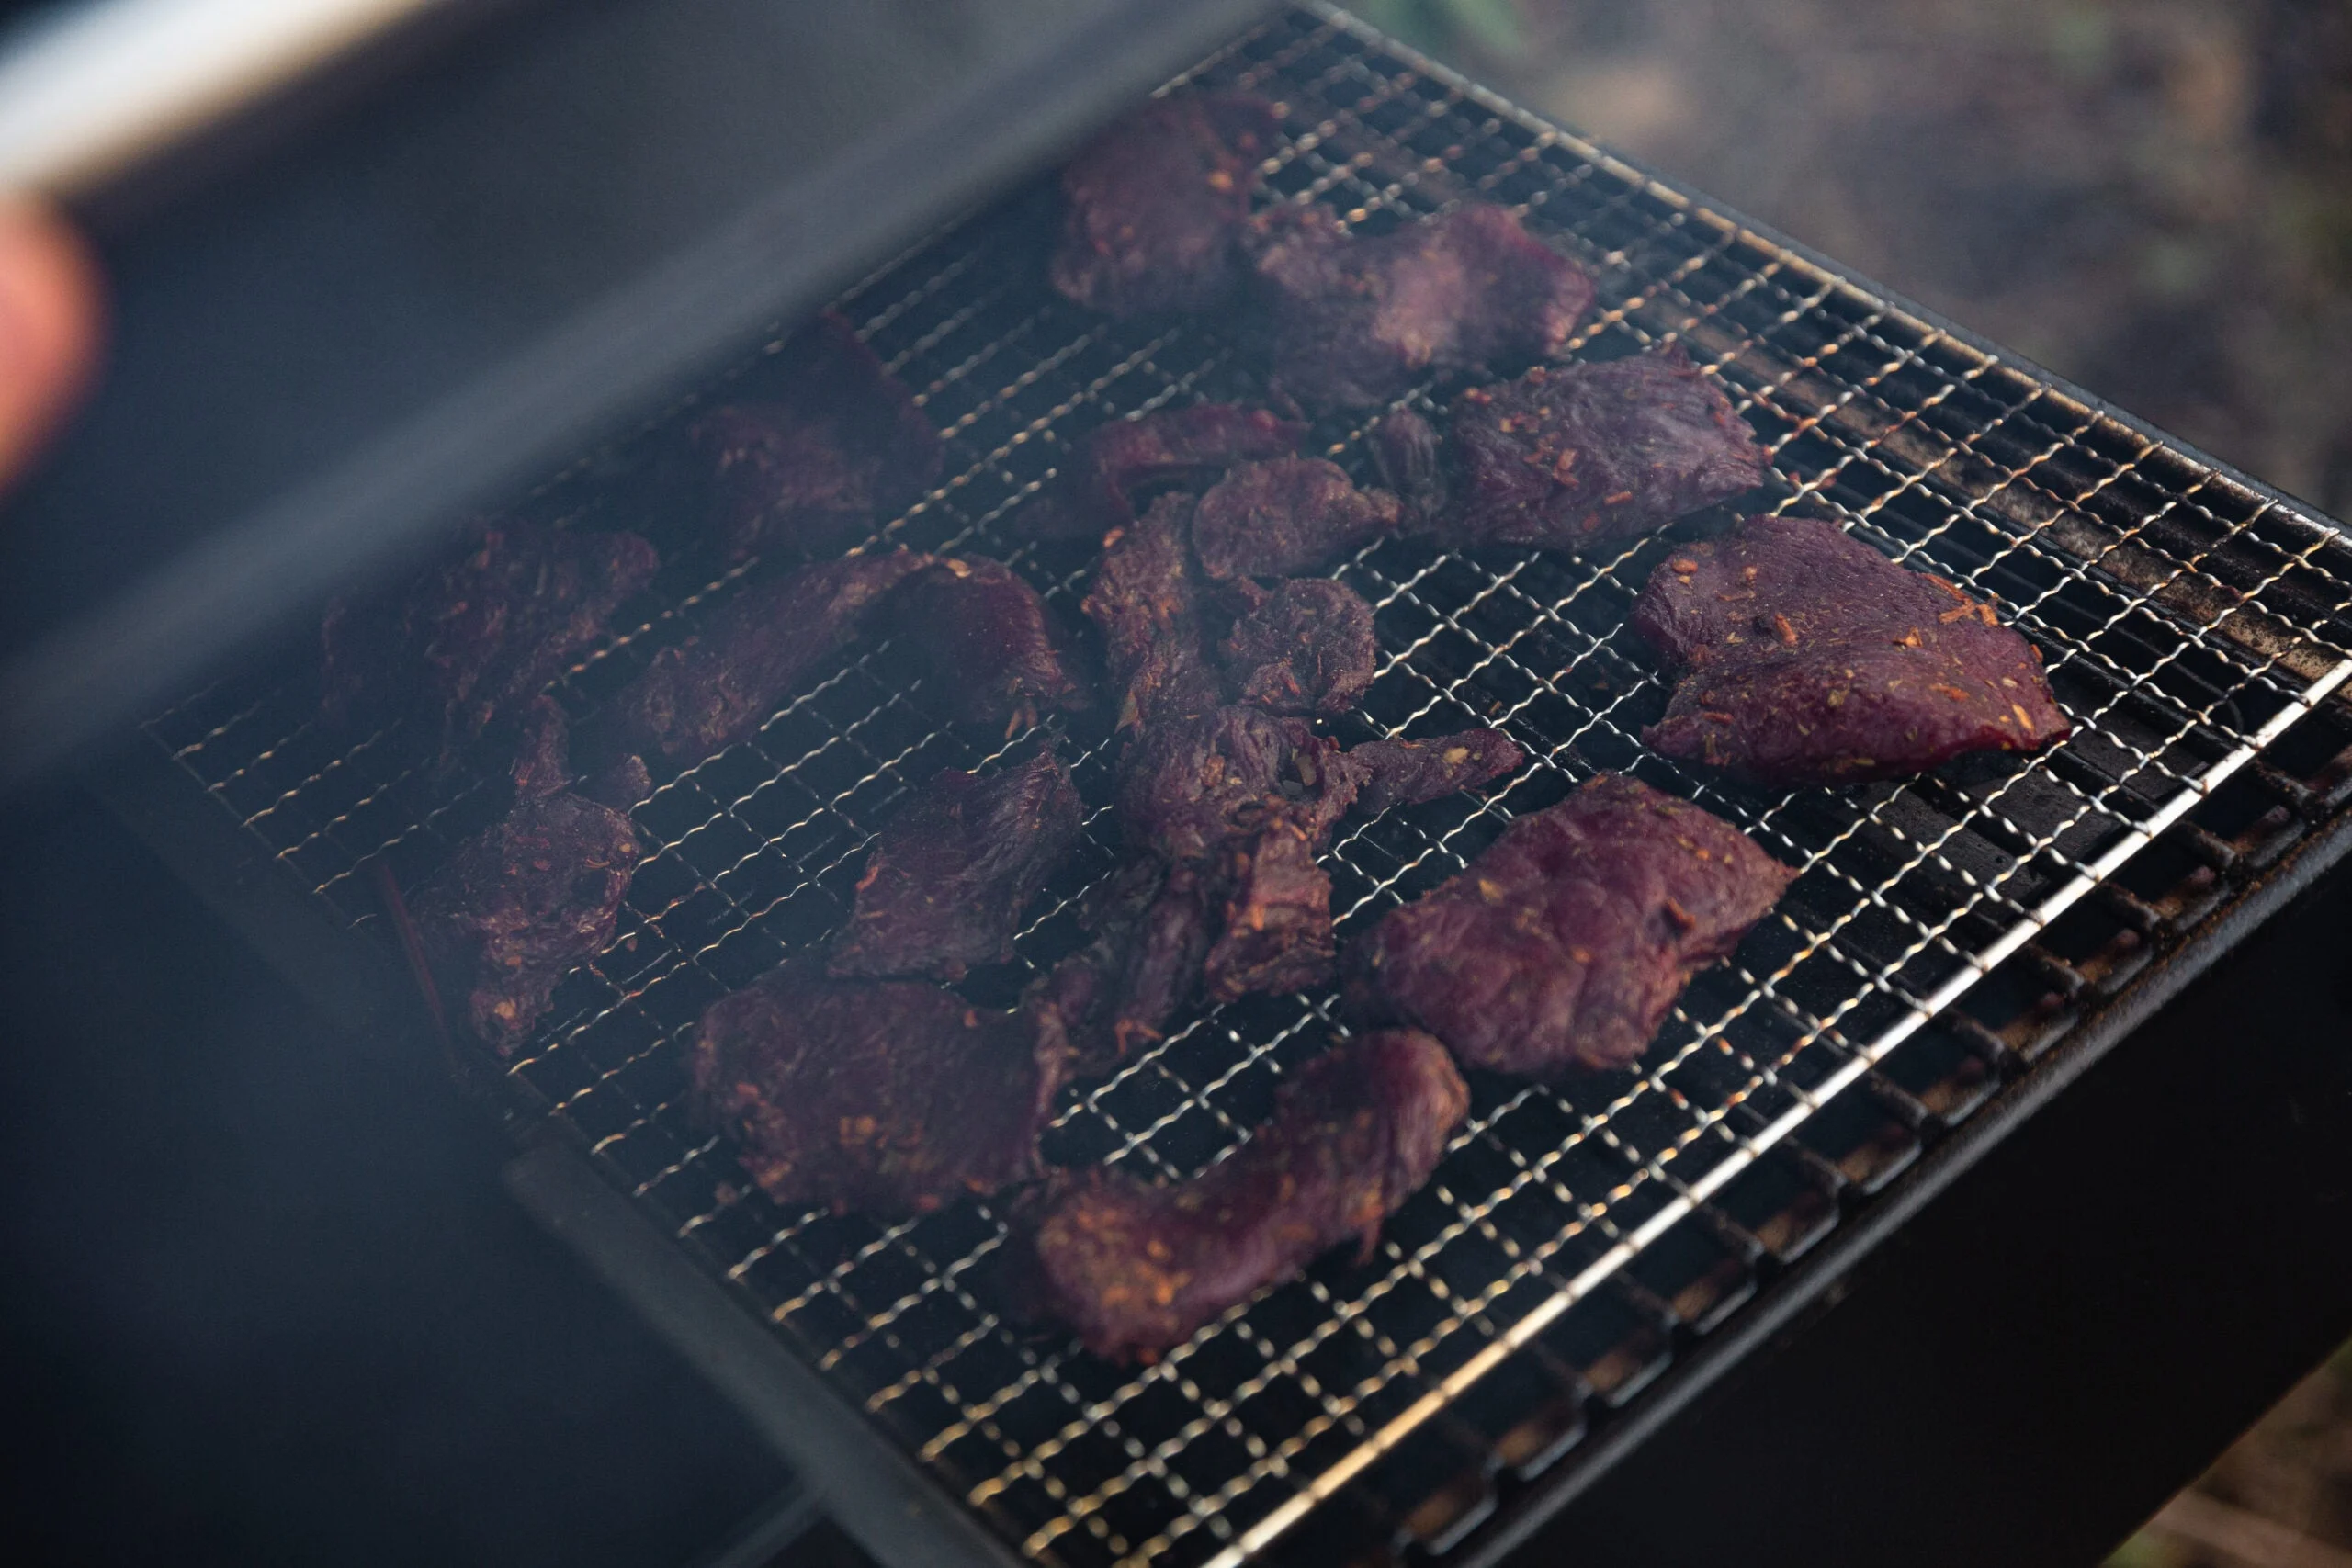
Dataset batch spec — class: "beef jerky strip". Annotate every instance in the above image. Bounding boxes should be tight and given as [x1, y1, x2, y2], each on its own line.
[410, 699, 644, 1055]
[593, 549, 933, 780]
[1001, 1028, 1467, 1360]
[1190, 457, 1403, 580]
[1349, 773, 1793, 1077]
[1082, 492, 1226, 728]
[1632, 513, 2072, 785]
[1017, 403, 1305, 541]
[1346, 728, 1525, 816]
[1050, 93, 1284, 319]
[1249, 201, 1596, 411]
[886, 557, 1084, 732]
[321, 519, 659, 773]
[690, 310, 943, 562]
[1445, 345, 1769, 551]
[694, 960, 1071, 1217]
[1219, 577, 1378, 716]
[830, 750, 1084, 982]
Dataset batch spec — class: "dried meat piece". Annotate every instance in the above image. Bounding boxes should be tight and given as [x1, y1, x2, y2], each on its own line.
[887, 558, 1083, 731]
[321, 520, 659, 772]
[1083, 493, 1225, 728]
[1370, 408, 1450, 523]
[694, 962, 1070, 1216]
[1050, 93, 1284, 319]
[1024, 859, 1217, 1074]
[690, 311, 944, 562]
[1445, 347, 1769, 551]
[1118, 706, 1360, 866]
[1347, 728, 1525, 816]
[1021, 403, 1306, 542]
[1001, 1028, 1466, 1359]
[1250, 202, 1596, 411]
[1202, 825, 1335, 1001]
[1220, 577, 1378, 716]
[830, 751, 1084, 981]
[1631, 513, 2072, 784]
[410, 700, 643, 1054]
[1350, 773, 1792, 1076]
[594, 549, 933, 774]
[1191, 458, 1404, 580]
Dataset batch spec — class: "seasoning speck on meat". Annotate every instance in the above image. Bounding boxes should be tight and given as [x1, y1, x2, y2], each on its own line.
[1347, 728, 1525, 817]
[1249, 201, 1596, 410]
[694, 961, 1071, 1216]
[830, 750, 1084, 982]
[321, 519, 658, 773]
[689, 311, 943, 562]
[594, 549, 933, 777]
[887, 558, 1083, 732]
[1083, 493, 1225, 729]
[1221, 577, 1379, 716]
[410, 700, 643, 1055]
[1350, 773, 1792, 1077]
[1446, 346, 1769, 551]
[1001, 1028, 1467, 1360]
[1191, 458, 1403, 580]
[1050, 93, 1283, 319]
[1020, 403, 1305, 541]
[1632, 513, 2072, 784]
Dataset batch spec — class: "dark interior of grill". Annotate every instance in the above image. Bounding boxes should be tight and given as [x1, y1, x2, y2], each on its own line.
[127, 8, 2352, 1566]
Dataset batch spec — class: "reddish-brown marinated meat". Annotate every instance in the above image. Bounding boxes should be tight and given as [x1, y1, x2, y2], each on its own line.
[1444, 347, 1770, 552]
[1021, 403, 1306, 542]
[595, 550, 933, 776]
[886, 558, 1083, 732]
[1250, 202, 1596, 411]
[694, 961, 1071, 1216]
[1001, 1028, 1467, 1360]
[321, 520, 658, 773]
[1023, 858, 1216, 1073]
[1118, 706, 1360, 867]
[410, 700, 643, 1055]
[1191, 458, 1404, 580]
[1083, 493, 1225, 729]
[1051, 93, 1284, 319]
[689, 311, 943, 562]
[1350, 773, 1793, 1077]
[1632, 513, 2072, 785]
[829, 751, 1083, 981]
[1347, 728, 1526, 817]
[1220, 577, 1379, 716]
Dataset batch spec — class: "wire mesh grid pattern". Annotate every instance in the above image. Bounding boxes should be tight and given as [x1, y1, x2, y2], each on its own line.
[139, 7, 2352, 1566]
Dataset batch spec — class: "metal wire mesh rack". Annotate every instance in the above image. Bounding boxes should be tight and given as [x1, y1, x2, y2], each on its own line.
[128, 6, 2352, 1566]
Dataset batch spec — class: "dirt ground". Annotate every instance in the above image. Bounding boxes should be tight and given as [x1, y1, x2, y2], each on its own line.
[1354, 3, 2352, 1564]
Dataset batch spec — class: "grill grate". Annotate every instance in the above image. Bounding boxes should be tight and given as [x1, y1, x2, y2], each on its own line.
[140, 7, 2352, 1566]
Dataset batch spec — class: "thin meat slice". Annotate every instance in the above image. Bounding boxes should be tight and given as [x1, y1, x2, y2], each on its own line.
[1346, 728, 1525, 816]
[886, 558, 1083, 732]
[1023, 858, 1216, 1074]
[830, 750, 1084, 981]
[694, 961, 1071, 1217]
[1632, 513, 2072, 784]
[1446, 346, 1770, 551]
[690, 311, 943, 562]
[1051, 93, 1284, 319]
[410, 700, 643, 1055]
[321, 519, 659, 773]
[1021, 403, 1306, 541]
[1220, 577, 1378, 716]
[1191, 458, 1403, 580]
[1349, 774, 1793, 1077]
[1001, 1028, 1467, 1360]
[594, 549, 933, 775]
[1250, 202, 1596, 411]
[1083, 493, 1225, 729]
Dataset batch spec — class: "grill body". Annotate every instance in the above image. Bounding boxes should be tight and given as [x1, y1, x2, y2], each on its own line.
[104, 7, 2352, 1566]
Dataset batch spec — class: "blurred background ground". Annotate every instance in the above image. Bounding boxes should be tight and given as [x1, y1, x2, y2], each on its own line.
[1352, 2, 2352, 1563]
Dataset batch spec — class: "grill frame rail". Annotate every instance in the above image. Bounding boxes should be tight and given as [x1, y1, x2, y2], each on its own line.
[96, 6, 2352, 1567]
